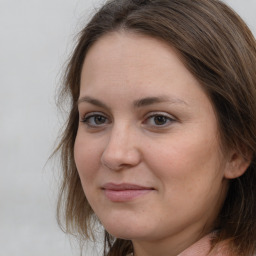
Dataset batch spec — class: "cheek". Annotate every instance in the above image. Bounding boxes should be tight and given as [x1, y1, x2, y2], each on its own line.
[144, 136, 226, 219]
[143, 131, 223, 191]
[74, 135, 102, 184]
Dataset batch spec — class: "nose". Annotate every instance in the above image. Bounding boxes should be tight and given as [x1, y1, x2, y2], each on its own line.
[100, 125, 142, 171]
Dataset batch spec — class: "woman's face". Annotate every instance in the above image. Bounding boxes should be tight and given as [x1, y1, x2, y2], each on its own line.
[75, 32, 230, 253]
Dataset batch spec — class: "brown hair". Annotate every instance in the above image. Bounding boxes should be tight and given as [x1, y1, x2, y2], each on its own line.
[55, 0, 256, 255]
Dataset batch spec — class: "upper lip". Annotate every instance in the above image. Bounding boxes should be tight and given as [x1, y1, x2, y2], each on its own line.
[102, 183, 154, 191]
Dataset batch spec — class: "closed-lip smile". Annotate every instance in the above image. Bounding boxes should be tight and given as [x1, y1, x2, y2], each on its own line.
[102, 183, 155, 202]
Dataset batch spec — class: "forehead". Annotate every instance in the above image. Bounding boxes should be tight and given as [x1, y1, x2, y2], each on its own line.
[80, 32, 217, 122]
[80, 31, 200, 94]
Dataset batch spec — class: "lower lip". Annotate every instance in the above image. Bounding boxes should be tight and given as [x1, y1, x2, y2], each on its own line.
[103, 189, 153, 202]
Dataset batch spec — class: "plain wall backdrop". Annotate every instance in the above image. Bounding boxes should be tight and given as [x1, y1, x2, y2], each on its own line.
[0, 1, 255, 255]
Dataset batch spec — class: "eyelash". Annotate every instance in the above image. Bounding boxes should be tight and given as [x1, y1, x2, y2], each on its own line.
[80, 112, 176, 129]
[143, 112, 176, 127]
[81, 112, 110, 128]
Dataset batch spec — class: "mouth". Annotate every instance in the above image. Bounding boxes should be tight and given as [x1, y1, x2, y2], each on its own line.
[101, 183, 155, 202]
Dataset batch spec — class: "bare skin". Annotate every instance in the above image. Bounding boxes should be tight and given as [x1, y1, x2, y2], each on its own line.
[75, 32, 249, 256]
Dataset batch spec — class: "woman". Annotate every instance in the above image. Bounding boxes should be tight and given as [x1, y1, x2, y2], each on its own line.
[55, 0, 256, 255]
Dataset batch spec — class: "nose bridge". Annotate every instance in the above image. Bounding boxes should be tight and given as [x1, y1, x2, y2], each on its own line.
[101, 122, 141, 170]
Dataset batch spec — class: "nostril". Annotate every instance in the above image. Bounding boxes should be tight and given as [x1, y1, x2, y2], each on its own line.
[101, 160, 118, 171]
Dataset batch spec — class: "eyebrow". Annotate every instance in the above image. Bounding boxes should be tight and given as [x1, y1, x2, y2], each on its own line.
[77, 95, 187, 109]
[77, 96, 109, 109]
[133, 96, 187, 108]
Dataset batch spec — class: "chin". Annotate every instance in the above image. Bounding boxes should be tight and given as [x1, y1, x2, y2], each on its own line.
[94, 204, 157, 240]
[102, 219, 149, 240]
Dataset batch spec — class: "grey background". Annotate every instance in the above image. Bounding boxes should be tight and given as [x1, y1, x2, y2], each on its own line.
[0, 1, 255, 256]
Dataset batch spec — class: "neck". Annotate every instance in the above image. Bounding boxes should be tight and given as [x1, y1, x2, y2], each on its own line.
[132, 224, 213, 256]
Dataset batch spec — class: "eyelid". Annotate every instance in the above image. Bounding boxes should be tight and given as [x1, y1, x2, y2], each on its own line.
[81, 111, 108, 120]
[80, 111, 111, 127]
[143, 111, 177, 127]
[144, 111, 176, 120]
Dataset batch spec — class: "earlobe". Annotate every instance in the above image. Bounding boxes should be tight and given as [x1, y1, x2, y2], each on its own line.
[224, 150, 252, 179]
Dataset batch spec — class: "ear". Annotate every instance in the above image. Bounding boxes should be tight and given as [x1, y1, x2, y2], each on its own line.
[224, 149, 252, 179]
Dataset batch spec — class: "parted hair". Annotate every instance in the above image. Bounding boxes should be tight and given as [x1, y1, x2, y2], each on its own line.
[56, 0, 256, 255]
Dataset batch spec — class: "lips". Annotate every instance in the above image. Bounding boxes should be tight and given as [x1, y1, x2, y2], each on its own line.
[102, 183, 154, 202]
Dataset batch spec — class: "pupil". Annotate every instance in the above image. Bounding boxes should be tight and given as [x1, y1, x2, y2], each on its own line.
[95, 115, 105, 124]
[154, 116, 167, 125]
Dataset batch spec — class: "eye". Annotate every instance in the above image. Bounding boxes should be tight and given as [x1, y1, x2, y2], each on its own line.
[144, 112, 176, 127]
[152, 115, 169, 125]
[81, 112, 110, 127]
